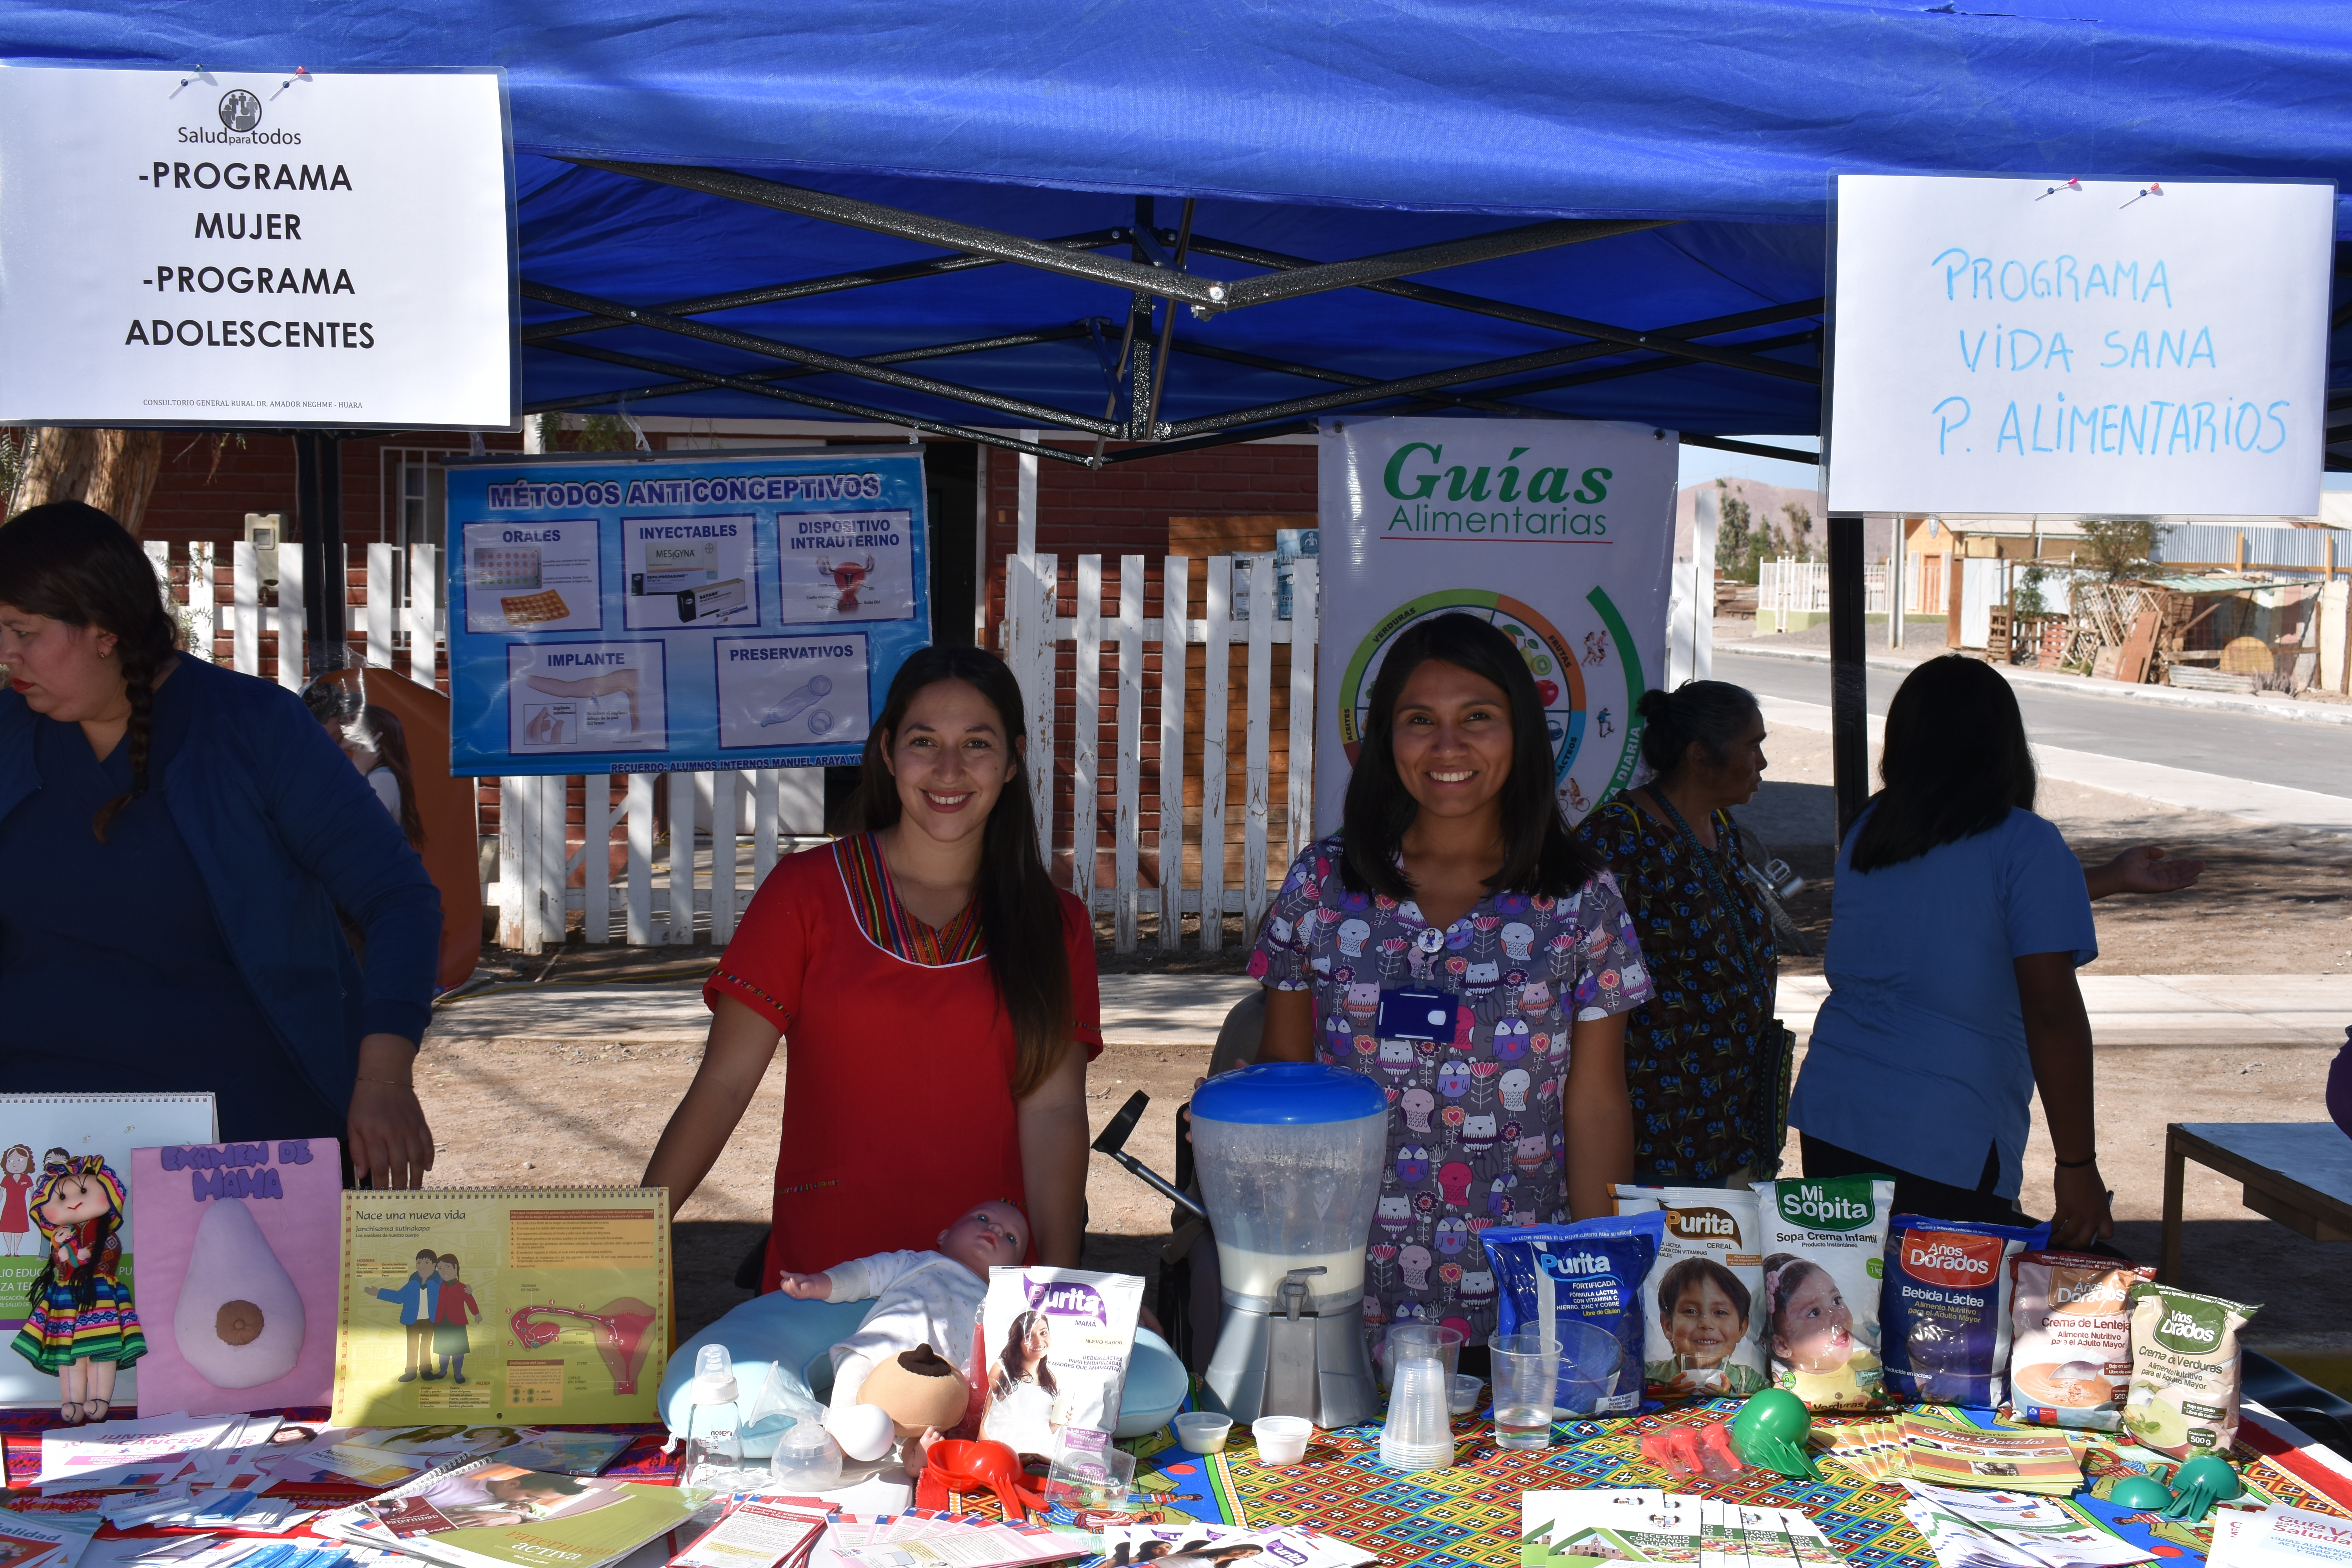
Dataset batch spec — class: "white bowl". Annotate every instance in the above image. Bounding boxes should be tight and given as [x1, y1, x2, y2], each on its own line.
[1252, 1415, 1312, 1466]
[1174, 1412, 1234, 1455]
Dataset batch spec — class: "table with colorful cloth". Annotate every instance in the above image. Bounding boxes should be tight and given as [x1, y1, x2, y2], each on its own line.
[1081, 1399, 2352, 1568]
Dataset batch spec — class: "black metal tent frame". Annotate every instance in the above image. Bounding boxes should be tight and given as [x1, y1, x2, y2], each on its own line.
[508, 165, 1877, 817]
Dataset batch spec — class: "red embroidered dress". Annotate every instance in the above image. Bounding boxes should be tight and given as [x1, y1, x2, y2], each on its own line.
[708, 835, 1103, 1288]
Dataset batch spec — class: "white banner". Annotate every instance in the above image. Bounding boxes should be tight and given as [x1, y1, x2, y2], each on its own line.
[1314, 417, 1678, 836]
[0, 67, 514, 428]
[1826, 173, 2333, 519]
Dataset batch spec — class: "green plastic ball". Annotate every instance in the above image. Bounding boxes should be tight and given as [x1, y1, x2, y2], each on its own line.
[2107, 1475, 2174, 1510]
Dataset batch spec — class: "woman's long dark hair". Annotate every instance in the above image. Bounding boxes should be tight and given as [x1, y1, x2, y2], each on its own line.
[849, 646, 1073, 1099]
[1339, 612, 1600, 899]
[1847, 655, 2036, 873]
[360, 705, 426, 846]
[989, 1310, 1058, 1400]
[0, 503, 180, 841]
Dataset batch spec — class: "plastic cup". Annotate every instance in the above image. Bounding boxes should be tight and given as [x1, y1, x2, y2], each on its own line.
[1377, 1353, 1455, 1472]
[1448, 1375, 1485, 1416]
[1381, 1324, 1466, 1388]
[1173, 1412, 1233, 1455]
[1043, 1437, 1138, 1512]
[1550, 1320, 1628, 1418]
[1252, 1415, 1312, 1466]
[1489, 1332, 1562, 1450]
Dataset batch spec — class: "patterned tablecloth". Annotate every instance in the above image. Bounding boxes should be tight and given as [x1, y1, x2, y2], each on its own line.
[1115, 1400, 2352, 1568]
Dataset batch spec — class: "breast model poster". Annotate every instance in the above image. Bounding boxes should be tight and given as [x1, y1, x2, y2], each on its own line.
[444, 452, 931, 775]
[1314, 417, 1678, 835]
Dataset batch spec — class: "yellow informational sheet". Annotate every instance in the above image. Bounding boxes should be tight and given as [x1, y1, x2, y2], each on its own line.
[332, 1188, 669, 1427]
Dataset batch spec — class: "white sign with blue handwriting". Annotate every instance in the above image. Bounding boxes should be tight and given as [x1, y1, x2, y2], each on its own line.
[1826, 174, 2332, 519]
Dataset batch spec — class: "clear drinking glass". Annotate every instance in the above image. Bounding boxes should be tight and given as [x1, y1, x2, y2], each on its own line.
[1488, 1332, 1562, 1450]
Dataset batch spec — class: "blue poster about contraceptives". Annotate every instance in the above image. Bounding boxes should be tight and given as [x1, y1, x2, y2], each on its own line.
[443, 450, 931, 777]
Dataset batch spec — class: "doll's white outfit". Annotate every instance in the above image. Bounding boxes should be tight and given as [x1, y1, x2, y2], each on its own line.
[821, 1250, 986, 1414]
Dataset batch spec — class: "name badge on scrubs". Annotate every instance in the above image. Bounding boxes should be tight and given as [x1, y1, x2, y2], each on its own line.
[1376, 987, 1457, 1042]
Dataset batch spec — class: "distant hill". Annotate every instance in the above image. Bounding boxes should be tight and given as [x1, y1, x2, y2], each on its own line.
[1673, 478, 1821, 562]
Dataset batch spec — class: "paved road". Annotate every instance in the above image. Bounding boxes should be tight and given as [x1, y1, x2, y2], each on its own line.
[1716, 651, 2352, 802]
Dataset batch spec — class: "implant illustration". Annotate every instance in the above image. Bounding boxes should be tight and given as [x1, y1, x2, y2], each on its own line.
[759, 674, 831, 728]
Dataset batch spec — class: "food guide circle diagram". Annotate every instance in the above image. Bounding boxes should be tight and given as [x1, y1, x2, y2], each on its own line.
[443, 454, 933, 778]
[1336, 585, 1648, 820]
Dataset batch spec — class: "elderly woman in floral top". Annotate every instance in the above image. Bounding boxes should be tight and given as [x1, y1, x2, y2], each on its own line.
[1250, 614, 1651, 1351]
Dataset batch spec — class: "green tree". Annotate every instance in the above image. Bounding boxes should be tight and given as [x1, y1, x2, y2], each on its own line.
[1781, 501, 1817, 563]
[1715, 480, 1758, 581]
[2076, 518, 2156, 581]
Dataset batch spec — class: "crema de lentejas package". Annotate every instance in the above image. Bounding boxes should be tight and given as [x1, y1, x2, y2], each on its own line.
[1751, 1176, 1895, 1410]
[1480, 1213, 1663, 1415]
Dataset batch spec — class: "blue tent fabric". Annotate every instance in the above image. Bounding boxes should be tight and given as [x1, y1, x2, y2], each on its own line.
[6, 2, 2348, 436]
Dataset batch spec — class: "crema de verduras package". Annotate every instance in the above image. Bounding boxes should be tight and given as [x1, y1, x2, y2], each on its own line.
[1481, 1212, 1664, 1416]
[2007, 1251, 2156, 1430]
[976, 1267, 1143, 1462]
[1612, 1185, 1768, 1399]
[1751, 1175, 1896, 1410]
[1880, 1214, 2049, 1406]
[2123, 1282, 2259, 1458]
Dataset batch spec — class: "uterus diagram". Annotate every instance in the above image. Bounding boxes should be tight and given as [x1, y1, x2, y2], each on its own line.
[509, 1298, 659, 1395]
[816, 556, 877, 613]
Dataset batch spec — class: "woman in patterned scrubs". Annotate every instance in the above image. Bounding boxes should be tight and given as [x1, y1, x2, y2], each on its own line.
[1250, 613, 1651, 1354]
[642, 648, 1102, 1285]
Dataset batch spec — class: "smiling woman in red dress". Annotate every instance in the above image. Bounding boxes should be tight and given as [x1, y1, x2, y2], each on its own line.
[641, 648, 1101, 1283]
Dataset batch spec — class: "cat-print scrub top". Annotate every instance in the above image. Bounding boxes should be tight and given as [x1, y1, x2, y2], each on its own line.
[1249, 834, 1653, 1347]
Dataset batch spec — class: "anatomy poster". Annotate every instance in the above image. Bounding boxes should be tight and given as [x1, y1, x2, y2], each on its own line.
[714, 633, 871, 751]
[127, 1138, 340, 1415]
[505, 642, 668, 756]
[462, 519, 603, 635]
[1314, 417, 1677, 834]
[332, 1188, 669, 1426]
[443, 452, 931, 776]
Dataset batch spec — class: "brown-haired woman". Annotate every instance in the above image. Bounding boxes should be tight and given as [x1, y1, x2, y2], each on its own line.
[0, 503, 441, 1181]
[641, 647, 1101, 1281]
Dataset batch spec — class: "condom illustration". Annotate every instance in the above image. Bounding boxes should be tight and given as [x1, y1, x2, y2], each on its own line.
[510, 1298, 659, 1394]
[759, 674, 831, 728]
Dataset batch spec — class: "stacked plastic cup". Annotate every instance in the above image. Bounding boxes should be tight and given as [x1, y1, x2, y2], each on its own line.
[1377, 1327, 1457, 1471]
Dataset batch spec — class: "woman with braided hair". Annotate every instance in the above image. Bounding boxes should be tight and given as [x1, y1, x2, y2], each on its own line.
[0, 503, 441, 1181]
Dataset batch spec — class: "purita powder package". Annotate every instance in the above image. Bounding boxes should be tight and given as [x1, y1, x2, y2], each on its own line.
[1481, 1212, 1665, 1416]
[1880, 1213, 2048, 1405]
[2007, 1250, 2156, 1430]
[2123, 1282, 2260, 1457]
[976, 1267, 1144, 1462]
[1612, 1185, 1769, 1398]
[1751, 1175, 1896, 1409]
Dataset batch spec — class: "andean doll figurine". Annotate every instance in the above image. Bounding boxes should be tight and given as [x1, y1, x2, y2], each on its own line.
[11, 1155, 145, 1424]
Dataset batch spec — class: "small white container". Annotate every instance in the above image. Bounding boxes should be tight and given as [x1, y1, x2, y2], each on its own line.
[1174, 1412, 1234, 1454]
[1449, 1375, 1485, 1416]
[1252, 1415, 1312, 1466]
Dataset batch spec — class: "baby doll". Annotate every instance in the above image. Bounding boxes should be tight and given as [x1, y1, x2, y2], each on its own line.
[10, 1156, 145, 1425]
[1761, 1253, 1882, 1409]
[1646, 1257, 1767, 1397]
[775, 1201, 1029, 1442]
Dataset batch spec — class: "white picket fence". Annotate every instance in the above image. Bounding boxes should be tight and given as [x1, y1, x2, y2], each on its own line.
[138, 538, 828, 953]
[1757, 557, 1890, 628]
[1002, 552, 1318, 953]
[135, 540, 1310, 956]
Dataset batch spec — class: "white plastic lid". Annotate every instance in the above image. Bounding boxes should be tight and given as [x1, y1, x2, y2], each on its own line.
[690, 1343, 739, 1404]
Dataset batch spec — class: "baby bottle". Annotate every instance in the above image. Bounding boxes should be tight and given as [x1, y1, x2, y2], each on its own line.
[679, 1344, 745, 1488]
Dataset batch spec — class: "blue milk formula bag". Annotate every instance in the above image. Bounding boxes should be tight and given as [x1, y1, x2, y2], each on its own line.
[1881, 1212, 2050, 1405]
[1480, 1212, 1665, 1416]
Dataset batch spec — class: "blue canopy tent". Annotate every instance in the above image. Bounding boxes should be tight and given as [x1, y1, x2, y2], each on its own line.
[9, 0, 2352, 818]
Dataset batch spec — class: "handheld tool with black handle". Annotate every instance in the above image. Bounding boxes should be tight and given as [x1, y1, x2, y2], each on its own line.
[1090, 1090, 1209, 1222]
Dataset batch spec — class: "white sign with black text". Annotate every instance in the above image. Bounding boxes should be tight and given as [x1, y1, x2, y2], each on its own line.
[1826, 173, 2333, 519]
[0, 67, 513, 428]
